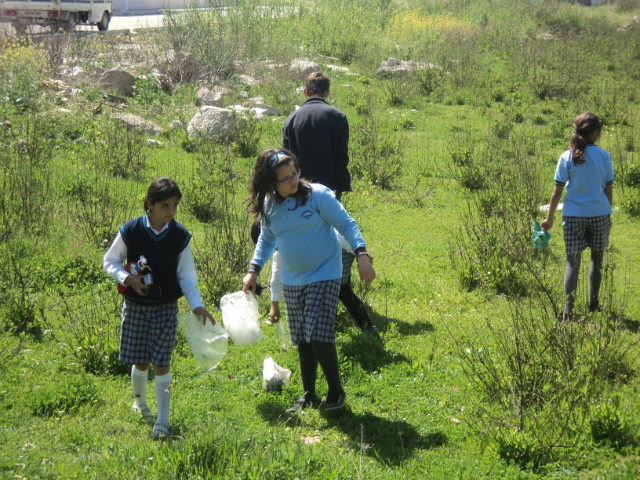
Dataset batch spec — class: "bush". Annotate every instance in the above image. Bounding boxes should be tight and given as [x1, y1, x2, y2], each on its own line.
[590, 401, 630, 449]
[350, 115, 405, 189]
[27, 371, 100, 416]
[53, 287, 129, 376]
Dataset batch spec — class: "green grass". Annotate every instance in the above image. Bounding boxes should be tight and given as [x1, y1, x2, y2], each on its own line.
[3, 0, 640, 478]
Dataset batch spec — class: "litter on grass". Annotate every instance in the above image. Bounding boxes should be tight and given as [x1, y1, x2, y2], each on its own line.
[539, 203, 563, 212]
[263, 355, 291, 393]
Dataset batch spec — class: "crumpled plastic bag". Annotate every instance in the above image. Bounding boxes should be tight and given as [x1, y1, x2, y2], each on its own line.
[177, 314, 228, 371]
[220, 291, 263, 347]
[533, 220, 552, 250]
[262, 355, 291, 393]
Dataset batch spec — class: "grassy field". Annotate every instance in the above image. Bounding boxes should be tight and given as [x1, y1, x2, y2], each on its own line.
[2, 0, 640, 478]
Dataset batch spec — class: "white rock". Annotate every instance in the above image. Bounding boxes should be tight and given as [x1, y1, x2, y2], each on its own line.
[247, 96, 265, 104]
[195, 88, 225, 107]
[539, 203, 563, 212]
[187, 106, 240, 138]
[98, 68, 136, 96]
[327, 64, 350, 73]
[375, 59, 438, 77]
[234, 74, 260, 87]
[242, 101, 279, 115]
[536, 33, 554, 41]
[113, 113, 163, 136]
[342, 84, 353, 89]
[147, 139, 164, 147]
[296, 86, 305, 94]
[617, 27, 627, 33]
[168, 120, 184, 130]
[290, 58, 320, 79]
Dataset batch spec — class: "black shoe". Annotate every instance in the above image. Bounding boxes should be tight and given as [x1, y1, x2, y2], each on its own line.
[286, 394, 318, 414]
[325, 391, 346, 411]
[365, 325, 382, 342]
[588, 302, 602, 313]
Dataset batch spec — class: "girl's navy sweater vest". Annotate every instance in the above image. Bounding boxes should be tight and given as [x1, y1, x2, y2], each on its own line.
[119, 217, 192, 304]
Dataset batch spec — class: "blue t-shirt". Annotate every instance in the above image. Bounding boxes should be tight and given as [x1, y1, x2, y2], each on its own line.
[554, 144, 614, 217]
[251, 184, 365, 286]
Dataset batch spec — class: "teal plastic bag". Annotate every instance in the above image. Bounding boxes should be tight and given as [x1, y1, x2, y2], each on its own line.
[533, 221, 551, 250]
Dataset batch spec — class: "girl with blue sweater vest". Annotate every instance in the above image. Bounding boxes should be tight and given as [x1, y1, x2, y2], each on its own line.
[243, 148, 376, 413]
[541, 112, 614, 318]
[103, 177, 215, 438]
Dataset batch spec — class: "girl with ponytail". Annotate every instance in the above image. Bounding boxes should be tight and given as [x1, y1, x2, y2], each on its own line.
[541, 112, 614, 318]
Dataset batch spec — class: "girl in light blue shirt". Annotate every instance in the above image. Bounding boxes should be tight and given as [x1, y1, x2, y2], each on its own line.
[243, 148, 375, 413]
[542, 112, 614, 317]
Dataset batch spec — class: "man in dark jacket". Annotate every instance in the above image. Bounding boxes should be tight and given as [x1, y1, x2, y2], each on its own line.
[282, 72, 350, 200]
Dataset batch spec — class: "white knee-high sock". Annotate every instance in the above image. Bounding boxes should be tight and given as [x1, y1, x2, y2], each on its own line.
[155, 372, 172, 424]
[131, 366, 148, 407]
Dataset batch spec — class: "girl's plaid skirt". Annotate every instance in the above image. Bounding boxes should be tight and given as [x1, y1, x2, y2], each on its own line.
[341, 251, 356, 285]
[563, 215, 611, 256]
[119, 300, 179, 367]
[283, 279, 341, 344]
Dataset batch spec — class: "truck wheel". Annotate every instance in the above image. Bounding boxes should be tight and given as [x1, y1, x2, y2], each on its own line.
[13, 21, 27, 36]
[97, 12, 109, 31]
[61, 13, 76, 33]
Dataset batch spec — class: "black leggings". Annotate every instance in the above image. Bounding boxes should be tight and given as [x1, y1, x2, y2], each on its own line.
[564, 250, 604, 315]
[338, 281, 373, 331]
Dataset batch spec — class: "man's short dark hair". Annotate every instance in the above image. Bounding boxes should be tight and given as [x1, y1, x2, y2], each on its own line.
[305, 72, 330, 97]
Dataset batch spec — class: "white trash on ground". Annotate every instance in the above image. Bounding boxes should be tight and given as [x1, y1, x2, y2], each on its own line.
[539, 203, 563, 212]
[262, 355, 292, 393]
[177, 314, 228, 371]
[220, 291, 263, 347]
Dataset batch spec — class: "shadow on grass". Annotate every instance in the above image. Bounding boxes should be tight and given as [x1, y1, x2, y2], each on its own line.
[255, 401, 446, 465]
[322, 410, 446, 465]
[340, 334, 411, 373]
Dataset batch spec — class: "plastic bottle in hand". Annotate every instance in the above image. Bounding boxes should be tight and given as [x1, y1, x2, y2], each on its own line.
[533, 221, 551, 250]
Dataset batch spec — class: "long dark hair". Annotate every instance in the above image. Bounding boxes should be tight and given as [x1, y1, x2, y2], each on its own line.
[571, 112, 602, 165]
[144, 177, 182, 212]
[246, 148, 311, 219]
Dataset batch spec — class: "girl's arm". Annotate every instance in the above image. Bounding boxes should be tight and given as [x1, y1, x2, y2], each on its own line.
[177, 244, 216, 325]
[605, 185, 613, 206]
[244, 222, 277, 294]
[103, 232, 148, 296]
[541, 185, 564, 231]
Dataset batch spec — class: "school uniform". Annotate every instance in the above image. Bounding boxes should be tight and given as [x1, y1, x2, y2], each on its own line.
[103, 215, 203, 367]
[554, 144, 615, 255]
[251, 184, 365, 344]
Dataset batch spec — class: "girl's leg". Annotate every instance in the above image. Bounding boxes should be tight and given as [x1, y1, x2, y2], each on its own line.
[132, 363, 150, 408]
[338, 282, 373, 331]
[310, 341, 344, 396]
[589, 250, 605, 311]
[564, 253, 581, 316]
[153, 365, 172, 426]
[297, 342, 319, 401]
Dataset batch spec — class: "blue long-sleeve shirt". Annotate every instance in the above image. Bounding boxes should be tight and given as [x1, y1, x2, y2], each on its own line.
[251, 184, 365, 286]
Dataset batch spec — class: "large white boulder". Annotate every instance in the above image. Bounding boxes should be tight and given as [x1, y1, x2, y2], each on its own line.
[113, 113, 163, 136]
[290, 58, 320, 79]
[187, 106, 241, 138]
[196, 88, 225, 107]
[375, 58, 438, 77]
[99, 68, 136, 95]
[242, 101, 279, 116]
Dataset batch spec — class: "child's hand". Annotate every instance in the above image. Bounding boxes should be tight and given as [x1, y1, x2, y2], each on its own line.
[243, 272, 258, 294]
[541, 218, 553, 231]
[357, 254, 376, 287]
[269, 301, 281, 323]
[124, 274, 148, 296]
[193, 306, 216, 325]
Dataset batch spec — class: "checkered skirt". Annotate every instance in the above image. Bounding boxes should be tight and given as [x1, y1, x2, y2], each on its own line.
[283, 279, 341, 344]
[119, 300, 179, 367]
[341, 251, 356, 285]
[563, 215, 611, 256]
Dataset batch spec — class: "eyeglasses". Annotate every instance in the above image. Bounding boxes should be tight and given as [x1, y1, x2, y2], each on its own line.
[277, 172, 299, 184]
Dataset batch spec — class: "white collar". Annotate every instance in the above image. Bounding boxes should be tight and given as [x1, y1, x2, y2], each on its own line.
[145, 214, 169, 235]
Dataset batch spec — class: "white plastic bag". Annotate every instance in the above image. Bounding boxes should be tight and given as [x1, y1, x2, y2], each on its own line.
[276, 320, 288, 350]
[220, 291, 263, 347]
[262, 355, 292, 393]
[177, 314, 228, 371]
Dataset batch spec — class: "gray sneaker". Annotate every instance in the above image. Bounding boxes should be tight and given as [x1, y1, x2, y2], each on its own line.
[132, 403, 154, 425]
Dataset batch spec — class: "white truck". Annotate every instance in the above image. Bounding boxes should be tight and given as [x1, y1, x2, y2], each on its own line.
[0, 0, 112, 34]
